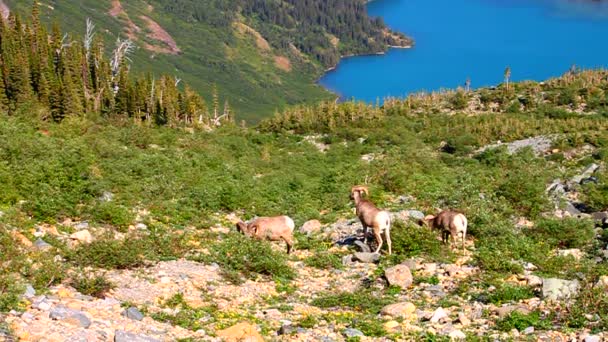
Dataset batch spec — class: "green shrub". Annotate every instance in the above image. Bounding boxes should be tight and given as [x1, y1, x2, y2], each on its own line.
[496, 310, 552, 332]
[66, 238, 146, 269]
[201, 234, 295, 284]
[91, 202, 134, 229]
[70, 273, 114, 298]
[304, 252, 343, 270]
[487, 284, 536, 305]
[311, 290, 394, 314]
[0, 275, 23, 312]
[527, 218, 594, 249]
[390, 220, 454, 262]
[563, 286, 608, 331]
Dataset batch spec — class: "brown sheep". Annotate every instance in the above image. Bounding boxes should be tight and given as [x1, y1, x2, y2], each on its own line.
[236, 216, 295, 254]
[350, 185, 392, 255]
[419, 210, 468, 252]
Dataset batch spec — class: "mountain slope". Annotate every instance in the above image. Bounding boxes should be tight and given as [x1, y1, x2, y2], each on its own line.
[3, 0, 409, 122]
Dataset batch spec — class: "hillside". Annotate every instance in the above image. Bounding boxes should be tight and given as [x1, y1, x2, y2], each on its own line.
[1, 69, 608, 340]
[1, 0, 410, 122]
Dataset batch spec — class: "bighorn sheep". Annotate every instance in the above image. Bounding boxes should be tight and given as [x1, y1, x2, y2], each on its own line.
[350, 185, 392, 255]
[236, 216, 295, 254]
[419, 211, 467, 252]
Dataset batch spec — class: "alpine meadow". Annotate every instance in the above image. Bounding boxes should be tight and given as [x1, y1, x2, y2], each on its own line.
[1, 2, 608, 342]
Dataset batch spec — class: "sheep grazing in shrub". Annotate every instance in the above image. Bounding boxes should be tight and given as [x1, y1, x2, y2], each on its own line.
[236, 216, 295, 254]
[350, 185, 392, 255]
[419, 210, 468, 253]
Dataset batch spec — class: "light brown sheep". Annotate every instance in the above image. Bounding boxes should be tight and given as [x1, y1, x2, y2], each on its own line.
[350, 185, 392, 255]
[419, 210, 468, 252]
[236, 216, 295, 254]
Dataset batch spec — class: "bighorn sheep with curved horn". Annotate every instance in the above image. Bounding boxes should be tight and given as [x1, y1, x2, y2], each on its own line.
[350, 185, 392, 255]
[419, 210, 467, 253]
[236, 216, 295, 254]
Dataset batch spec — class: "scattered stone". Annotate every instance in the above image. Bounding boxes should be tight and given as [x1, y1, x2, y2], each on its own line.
[570, 164, 600, 185]
[353, 240, 371, 253]
[216, 322, 264, 342]
[444, 264, 461, 277]
[406, 210, 425, 220]
[33, 297, 52, 311]
[135, 223, 148, 230]
[381, 302, 417, 319]
[402, 259, 417, 270]
[495, 305, 530, 318]
[477, 135, 554, 156]
[278, 323, 294, 335]
[122, 307, 144, 321]
[457, 312, 471, 327]
[341, 255, 355, 266]
[523, 326, 535, 335]
[384, 320, 399, 331]
[430, 307, 449, 323]
[114, 330, 160, 342]
[70, 230, 93, 244]
[542, 278, 580, 301]
[448, 329, 466, 340]
[73, 221, 89, 230]
[385, 264, 413, 288]
[343, 328, 364, 338]
[99, 191, 114, 202]
[352, 252, 380, 264]
[584, 335, 601, 342]
[11, 231, 33, 247]
[397, 195, 414, 204]
[34, 238, 52, 251]
[300, 220, 322, 235]
[524, 274, 543, 287]
[23, 284, 36, 299]
[49, 306, 91, 328]
[423, 263, 437, 274]
[596, 275, 608, 289]
[556, 248, 583, 260]
[565, 202, 581, 216]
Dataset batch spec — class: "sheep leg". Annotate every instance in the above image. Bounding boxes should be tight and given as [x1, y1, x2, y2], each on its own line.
[461, 231, 466, 253]
[450, 231, 457, 250]
[283, 236, 294, 254]
[384, 228, 392, 255]
[373, 229, 383, 254]
[362, 224, 369, 244]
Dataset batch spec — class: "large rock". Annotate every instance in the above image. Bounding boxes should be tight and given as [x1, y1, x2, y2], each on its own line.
[300, 220, 322, 235]
[122, 307, 144, 321]
[216, 322, 264, 342]
[114, 331, 160, 342]
[381, 302, 416, 319]
[405, 210, 425, 220]
[353, 252, 380, 264]
[353, 240, 371, 253]
[570, 163, 600, 185]
[430, 307, 449, 323]
[385, 264, 413, 288]
[556, 249, 583, 260]
[34, 238, 52, 251]
[342, 328, 364, 338]
[70, 230, 93, 244]
[542, 278, 580, 301]
[49, 306, 91, 328]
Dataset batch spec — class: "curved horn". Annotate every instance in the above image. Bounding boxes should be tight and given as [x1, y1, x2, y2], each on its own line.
[351, 185, 369, 196]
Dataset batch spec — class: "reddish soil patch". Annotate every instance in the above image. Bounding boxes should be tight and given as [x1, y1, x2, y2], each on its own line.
[140, 15, 181, 55]
[0, 0, 10, 19]
[274, 55, 292, 72]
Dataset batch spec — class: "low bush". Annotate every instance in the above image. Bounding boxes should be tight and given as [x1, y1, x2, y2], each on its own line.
[70, 273, 114, 298]
[200, 234, 295, 284]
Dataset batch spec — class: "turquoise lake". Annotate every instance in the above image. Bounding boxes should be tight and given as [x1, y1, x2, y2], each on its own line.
[319, 0, 608, 102]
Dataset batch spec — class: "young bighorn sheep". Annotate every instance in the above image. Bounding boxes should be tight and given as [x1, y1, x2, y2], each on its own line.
[236, 216, 295, 254]
[419, 210, 468, 253]
[350, 186, 392, 255]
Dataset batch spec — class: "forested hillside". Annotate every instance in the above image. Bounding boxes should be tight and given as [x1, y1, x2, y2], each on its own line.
[2, 0, 410, 121]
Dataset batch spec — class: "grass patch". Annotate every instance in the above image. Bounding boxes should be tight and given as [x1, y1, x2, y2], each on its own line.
[69, 273, 114, 298]
[487, 284, 536, 305]
[196, 234, 295, 284]
[496, 310, 552, 332]
[304, 251, 343, 270]
[311, 290, 395, 315]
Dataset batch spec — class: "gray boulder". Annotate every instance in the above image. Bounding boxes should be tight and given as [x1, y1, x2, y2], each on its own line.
[352, 252, 380, 264]
[34, 238, 52, 251]
[300, 220, 322, 235]
[122, 307, 144, 321]
[353, 240, 371, 253]
[542, 278, 580, 301]
[49, 306, 91, 328]
[343, 328, 364, 338]
[385, 264, 413, 288]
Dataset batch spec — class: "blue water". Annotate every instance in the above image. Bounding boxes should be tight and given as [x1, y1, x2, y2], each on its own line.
[319, 0, 608, 102]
